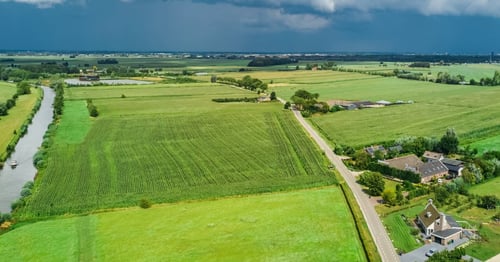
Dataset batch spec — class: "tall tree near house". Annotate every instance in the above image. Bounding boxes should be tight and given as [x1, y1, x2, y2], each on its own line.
[439, 128, 459, 154]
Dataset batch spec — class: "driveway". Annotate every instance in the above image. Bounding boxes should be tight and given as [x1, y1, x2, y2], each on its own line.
[400, 238, 479, 262]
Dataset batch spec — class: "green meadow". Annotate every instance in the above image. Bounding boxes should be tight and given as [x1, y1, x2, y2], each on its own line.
[339, 62, 500, 81]
[20, 83, 336, 218]
[469, 176, 500, 198]
[213, 70, 500, 149]
[0, 187, 367, 262]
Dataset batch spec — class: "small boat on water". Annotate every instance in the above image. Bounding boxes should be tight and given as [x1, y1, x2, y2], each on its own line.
[10, 160, 18, 168]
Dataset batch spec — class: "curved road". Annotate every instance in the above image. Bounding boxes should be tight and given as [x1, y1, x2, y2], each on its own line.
[290, 109, 399, 262]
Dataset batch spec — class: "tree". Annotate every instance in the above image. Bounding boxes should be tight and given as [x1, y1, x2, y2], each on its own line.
[210, 75, 217, 83]
[439, 128, 459, 154]
[461, 167, 476, 185]
[284, 101, 291, 109]
[478, 195, 499, 210]
[434, 186, 451, 203]
[358, 171, 385, 196]
[353, 150, 371, 169]
[16, 81, 31, 95]
[382, 188, 396, 206]
[270, 91, 277, 101]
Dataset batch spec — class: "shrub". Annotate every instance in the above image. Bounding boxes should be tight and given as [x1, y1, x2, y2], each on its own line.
[139, 198, 152, 209]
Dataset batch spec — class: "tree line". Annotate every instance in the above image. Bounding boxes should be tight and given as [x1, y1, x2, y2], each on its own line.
[216, 75, 268, 92]
[247, 57, 298, 67]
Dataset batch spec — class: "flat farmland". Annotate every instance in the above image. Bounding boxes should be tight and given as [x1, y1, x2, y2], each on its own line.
[20, 83, 336, 218]
[339, 62, 500, 81]
[308, 77, 500, 147]
[217, 70, 500, 148]
[1, 187, 366, 261]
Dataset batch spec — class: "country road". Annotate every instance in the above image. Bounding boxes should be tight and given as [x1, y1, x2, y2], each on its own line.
[290, 109, 400, 262]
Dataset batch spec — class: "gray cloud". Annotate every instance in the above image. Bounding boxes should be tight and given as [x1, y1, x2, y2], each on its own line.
[333, 0, 500, 17]
[0, 0, 64, 8]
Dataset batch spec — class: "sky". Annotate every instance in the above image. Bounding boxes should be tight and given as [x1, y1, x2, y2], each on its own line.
[0, 0, 499, 53]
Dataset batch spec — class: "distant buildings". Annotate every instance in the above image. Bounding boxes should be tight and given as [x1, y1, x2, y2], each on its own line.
[79, 69, 100, 81]
[378, 150, 465, 183]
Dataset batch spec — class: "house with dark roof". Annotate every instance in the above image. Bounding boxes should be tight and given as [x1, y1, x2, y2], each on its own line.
[380, 154, 448, 183]
[419, 161, 449, 183]
[417, 199, 462, 246]
[441, 158, 464, 177]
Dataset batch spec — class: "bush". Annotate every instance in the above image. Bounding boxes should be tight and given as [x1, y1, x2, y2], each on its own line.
[139, 198, 152, 209]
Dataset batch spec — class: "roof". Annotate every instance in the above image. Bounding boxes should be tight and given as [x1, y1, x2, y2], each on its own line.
[441, 158, 463, 166]
[446, 215, 460, 228]
[432, 228, 462, 239]
[384, 154, 423, 171]
[418, 161, 448, 178]
[418, 202, 441, 228]
[365, 145, 386, 155]
[423, 151, 444, 160]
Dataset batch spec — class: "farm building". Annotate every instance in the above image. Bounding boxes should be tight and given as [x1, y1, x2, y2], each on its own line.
[423, 151, 444, 162]
[380, 154, 448, 183]
[417, 199, 463, 246]
[441, 158, 464, 177]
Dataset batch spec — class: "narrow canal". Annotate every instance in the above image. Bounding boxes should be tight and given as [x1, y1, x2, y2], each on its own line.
[0, 86, 55, 213]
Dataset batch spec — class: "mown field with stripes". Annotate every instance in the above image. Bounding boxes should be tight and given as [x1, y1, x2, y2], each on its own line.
[19, 83, 336, 218]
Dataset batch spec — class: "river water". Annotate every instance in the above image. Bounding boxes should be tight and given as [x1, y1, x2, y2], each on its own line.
[0, 86, 55, 213]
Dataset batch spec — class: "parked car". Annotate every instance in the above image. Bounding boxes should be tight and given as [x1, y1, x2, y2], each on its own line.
[425, 248, 437, 257]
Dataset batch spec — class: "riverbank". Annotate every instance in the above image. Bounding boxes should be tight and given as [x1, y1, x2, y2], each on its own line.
[0, 86, 42, 164]
[0, 86, 55, 213]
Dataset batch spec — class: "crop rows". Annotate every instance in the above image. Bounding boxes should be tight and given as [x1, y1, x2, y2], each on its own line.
[21, 91, 336, 217]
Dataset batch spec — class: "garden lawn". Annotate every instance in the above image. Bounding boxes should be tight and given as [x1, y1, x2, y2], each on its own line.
[1, 187, 366, 262]
[469, 176, 500, 198]
[20, 84, 336, 218]
[381, 205, 424, 253]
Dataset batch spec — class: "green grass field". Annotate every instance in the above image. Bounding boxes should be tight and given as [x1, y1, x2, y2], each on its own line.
[1, 187, 366, 261]
[308, 78, 500, 148]
[469, 176, 500, 198]
[0, 81, 16, 101]
[211, 69, 500, 149]
[339, 62, 500, 81]
[0, 86, 40, 158]
[469, 135, 500, 154]
[19, 83, 336, 218]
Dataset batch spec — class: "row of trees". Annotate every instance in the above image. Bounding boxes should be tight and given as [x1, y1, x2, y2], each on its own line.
[51, 81, 64, 117]
[216, 75, 268, 92]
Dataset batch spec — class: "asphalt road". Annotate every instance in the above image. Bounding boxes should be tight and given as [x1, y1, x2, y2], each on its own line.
[291, 109, 400, 262]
